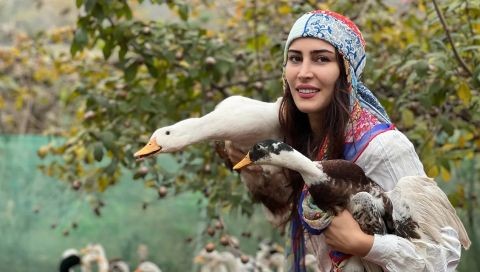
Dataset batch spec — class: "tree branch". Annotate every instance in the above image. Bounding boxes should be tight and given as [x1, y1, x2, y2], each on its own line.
[432, 0, 473, 77]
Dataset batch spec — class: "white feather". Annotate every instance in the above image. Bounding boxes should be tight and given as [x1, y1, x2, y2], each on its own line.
[386, 176, 471, 249]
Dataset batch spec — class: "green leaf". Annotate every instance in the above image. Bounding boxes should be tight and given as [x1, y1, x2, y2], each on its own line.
[119, 45, 128, 61]
[99, 131, 115, 150]
[124, 61, 139, 82]
[71, 27, 89, 55]
[414, 60, 429, 77]
[102, 40, 114, 60]
[73, 27, 88, 47]
[439, 117, 455, 136]
[123, 4, 133, 20]
[457, 81, 471, 105]
[473, 65, 480, 88]
[84, 0, 97, 14]
[178, 4, 189, 21]
[145, 60, 159, 78]
[401, 109, 415, 129]
[70, 41, 81, 56]
[104, 160, 116, 175]
[93, 143, 104, 162]
[428, 83, 446, 106]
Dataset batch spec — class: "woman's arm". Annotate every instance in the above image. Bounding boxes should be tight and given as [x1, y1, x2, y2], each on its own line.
[321, 209, 461, 271]
[355, 129, 426, 190]
[364, 227, 461, 271]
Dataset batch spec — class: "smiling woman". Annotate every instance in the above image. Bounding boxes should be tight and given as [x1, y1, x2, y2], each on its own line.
[223, 9, 466, 272]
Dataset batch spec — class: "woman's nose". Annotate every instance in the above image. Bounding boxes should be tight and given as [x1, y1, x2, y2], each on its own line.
[298, 62, 313, 80]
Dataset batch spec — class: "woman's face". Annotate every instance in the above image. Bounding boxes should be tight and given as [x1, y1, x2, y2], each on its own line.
[285, 38, 340, 118]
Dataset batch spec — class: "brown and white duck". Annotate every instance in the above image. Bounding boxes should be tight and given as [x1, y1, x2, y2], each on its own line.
[233, 139, 471, 249]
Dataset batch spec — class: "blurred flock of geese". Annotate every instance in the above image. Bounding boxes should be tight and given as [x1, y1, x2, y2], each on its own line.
[59, 239, 319, 272]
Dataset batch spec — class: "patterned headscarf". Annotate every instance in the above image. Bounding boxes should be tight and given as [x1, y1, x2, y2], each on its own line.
[284, 10, 395, 272]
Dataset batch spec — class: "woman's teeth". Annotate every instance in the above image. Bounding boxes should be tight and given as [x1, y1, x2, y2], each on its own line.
[298, 89, 318, 94]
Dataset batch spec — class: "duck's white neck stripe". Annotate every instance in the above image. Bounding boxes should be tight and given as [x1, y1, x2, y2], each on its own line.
[272, 149, 329, 186]
[307, 162, 330, 186]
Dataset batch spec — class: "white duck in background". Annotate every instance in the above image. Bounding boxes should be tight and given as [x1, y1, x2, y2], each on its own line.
[134, 261, 162, 272]
[109, 259, 130, 272]
[234, 140, 471, 250]
[81, 243, 110, 272]
[194, 247, 229, 272]
[59, 248, 82, 272]
[194, 242, 257, 272]
[255, 241, 285, 272]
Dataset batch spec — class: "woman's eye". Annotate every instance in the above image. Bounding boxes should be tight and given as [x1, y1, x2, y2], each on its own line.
[288, 55, 302, 63]
[315, 56, 330, 63]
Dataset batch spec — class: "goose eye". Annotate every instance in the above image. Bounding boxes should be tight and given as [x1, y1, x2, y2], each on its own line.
[166, 131, 170, 135]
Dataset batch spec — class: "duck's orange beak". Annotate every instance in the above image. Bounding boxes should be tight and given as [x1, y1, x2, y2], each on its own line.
[233, 153, 252, 170]
[134, 138, 161, 159]
[193, 255, 206, 264]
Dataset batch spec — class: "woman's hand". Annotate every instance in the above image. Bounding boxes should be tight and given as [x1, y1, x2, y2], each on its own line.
[324, 209, 374, 257]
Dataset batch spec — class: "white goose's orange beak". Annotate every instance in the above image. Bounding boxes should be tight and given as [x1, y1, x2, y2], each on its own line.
[134, 138, 161, 159]
[193, 255, 206, 264]
[233, 153, 253, 170]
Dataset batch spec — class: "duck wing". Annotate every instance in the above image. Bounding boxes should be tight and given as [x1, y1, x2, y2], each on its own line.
[386, 176, 471, 249]
[349, 191, 393, 236]
[307, 160, 378, 213]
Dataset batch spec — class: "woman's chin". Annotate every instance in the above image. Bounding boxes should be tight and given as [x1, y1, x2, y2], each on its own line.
[296, 103, 326, 115]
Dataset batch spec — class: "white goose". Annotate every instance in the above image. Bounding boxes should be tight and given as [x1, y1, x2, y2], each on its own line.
[255, 241, 285, 272]
[59, 248, 82, 272]
[134, 96, 282, 157]
[81, 243, 110, 272]
[194, 242, 258, 272]
[234, 140, 471, 250]
[109, 260, 131, 272]
[134, 261, 162, 272]
[193, 247, 229, 272]
[134, 96, 291, 216]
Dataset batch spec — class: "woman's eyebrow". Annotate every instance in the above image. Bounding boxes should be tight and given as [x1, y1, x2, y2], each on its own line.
[287, 49, 335, 55]
[311, 49, 335, 55]
[287, 49, 302, 54]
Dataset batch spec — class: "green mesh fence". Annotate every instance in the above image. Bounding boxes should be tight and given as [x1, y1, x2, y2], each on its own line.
[0, 135, 279, 271]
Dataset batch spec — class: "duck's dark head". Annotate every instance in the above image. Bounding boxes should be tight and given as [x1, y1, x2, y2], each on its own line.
[233, 139, 293, 169]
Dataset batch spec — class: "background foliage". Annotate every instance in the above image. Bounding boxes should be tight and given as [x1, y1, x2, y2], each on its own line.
[0, 0, 479, 270]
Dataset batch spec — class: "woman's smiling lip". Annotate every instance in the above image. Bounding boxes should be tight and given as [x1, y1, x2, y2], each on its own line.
[296, 84, 319, 98]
